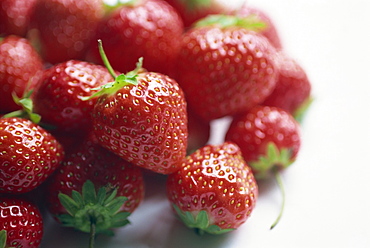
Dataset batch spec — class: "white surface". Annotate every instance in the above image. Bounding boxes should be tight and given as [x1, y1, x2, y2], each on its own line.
[41, 0, 370, 247]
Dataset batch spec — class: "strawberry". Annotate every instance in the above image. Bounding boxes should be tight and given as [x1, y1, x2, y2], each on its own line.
[0, 197, 43, 248]
[0, 35, 43, 113]
[166, 142, 258, 234]
[89, 43, 188, 174]
[45, 134, 144, 244]
[31, 60, 118, 134]
[29, 0, 104, 64]
[164, 0, 245, 28]
[0, 0, 37, 37]
[174, 14, 279, 122]
[262, 51, 312, 121]
[85, 0, 184, 76]
[0, 117, 64, 194]
[235, 4, 283, 49]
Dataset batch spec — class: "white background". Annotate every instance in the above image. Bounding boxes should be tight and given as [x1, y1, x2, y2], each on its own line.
[41, 0, 370, 247]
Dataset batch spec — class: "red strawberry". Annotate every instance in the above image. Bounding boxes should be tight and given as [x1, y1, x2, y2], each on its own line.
[0, 197, 43, 248]
[31, 60, 116, 134]
[0, 35, 43, 113]
[89, 47, 188, 175]
[262, 51, 312, 121]
[174, 15, 279, 122]
[166, 142, 258, 234]
[0, 0, 37, 37]
[45, 134, 144, 242]
[0, 117, 64, 194]
[164, 0, 245, 28]
[29, 0, 104, 64]
[225, 105, 301, 179]
[235, 4, 283, 49]
[86, 0, 184, 76]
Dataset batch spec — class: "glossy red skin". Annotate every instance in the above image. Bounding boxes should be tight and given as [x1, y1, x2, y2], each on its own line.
[167, 142, 258, 230]
[86, 0, 184, 76]
[0, 36, 43, 113]
[29, 0, 104, 64]
[32, 60, 115, 134]
[46, 135, 145, 217]
[0, 197, 43, 248]
[0, 117, 64, 194]
[92, 72, 188, 175]
[0, 0, 37, 37]
[175, 27, 278, 122]
[225, 105, 301, 165]
[262, 51, 312, 115]
[236, 5, 283, 49]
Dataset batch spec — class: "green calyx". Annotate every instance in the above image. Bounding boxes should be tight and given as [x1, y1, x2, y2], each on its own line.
[178, 0, 212, 10]
[0, 230, 7, 248]
[103, 0, 138, 12]
[294, 96, 314, 123]
[194, 14, 267, 32]
[57, 180, 130, 236]
[173, 205, 234, 235]
[82, 39, 140, 101]
[250, 142, 295, 180]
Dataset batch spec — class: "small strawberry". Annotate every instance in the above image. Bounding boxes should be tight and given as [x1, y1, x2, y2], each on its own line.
[31, 60, 117, 134]
[88, 41, 188, 174]
[166, 142, 258, 234]
[45, 134, 144, 245]
[164, 0, 245, 28]
[86, 0, 184, 76]
[29, 0, 105, 64]
[225, 105, 301, 228]
[235, 4, 283, 49]
[0, 197, 43, 248]
[0, 35, 43, 113]
[174, 14, 278, 122]
[262, 51, 312, 121]
[0, 117, 64, 194]
[0, 0, 38, 37]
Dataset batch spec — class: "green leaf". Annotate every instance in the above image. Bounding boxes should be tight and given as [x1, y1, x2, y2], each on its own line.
[82, 180, 97, 204]
[58, 193, 80, 216]
[105, 196, 127, 214]
[71, 190, 84, 208]
[0, 230, 7, 248]
[294, 96, 314, 123]
[96, 187, 107, 205]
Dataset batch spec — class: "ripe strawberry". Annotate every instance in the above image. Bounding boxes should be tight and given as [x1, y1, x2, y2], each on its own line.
[89, 48, 188, 174]
[45, 134, 144, 241]
[31, 60, 116, 134]
[225, 105, 301, 179]
[174, 15, 279, 122]
[166, 142, 258, 234]
[235, 4, 283, 49]
[0, 117, 64, 194]
[262, 51, 312, 121]
[0, 0, 37, 37]
[0, 197, 43, 248]
[0, 35, 43, 113]
[86, 0, 184, 76]
[29, 0, 104, 64]
[164, 0, 245, 28]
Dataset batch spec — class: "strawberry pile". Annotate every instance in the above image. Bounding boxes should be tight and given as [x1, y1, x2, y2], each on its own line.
[0, 0, 312, 247]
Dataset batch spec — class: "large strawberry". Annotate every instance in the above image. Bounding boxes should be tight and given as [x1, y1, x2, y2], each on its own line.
[0, 35, 43, 113]
[0, 197, 43, 248]
[174, 14, 279, 122]
[0, 117, 64, 194]
[262, 51, 312, 121]
[0, 0, 37, 37]
[29, 0, 104, 64]
[235, 4, 283, 49]
[89, 44, 188, 174]
[166, 142, 258, 234]
[85, 0, 184, 76]
[45, 134, 144, 245]
[31, 60, 117, 134]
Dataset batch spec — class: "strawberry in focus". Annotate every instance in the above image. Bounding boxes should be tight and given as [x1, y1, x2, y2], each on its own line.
[166, 142, 258, 234]
[0, 197, 43, 248]
[0, 117, 64, 194]
[0, 35, 43, 113]
[174, 14, 278, 122]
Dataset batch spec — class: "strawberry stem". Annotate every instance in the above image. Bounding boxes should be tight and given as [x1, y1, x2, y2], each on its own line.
[97, 39, 117, 80]
[89, 221, 96, 248]
[270, 168, 286, 229]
